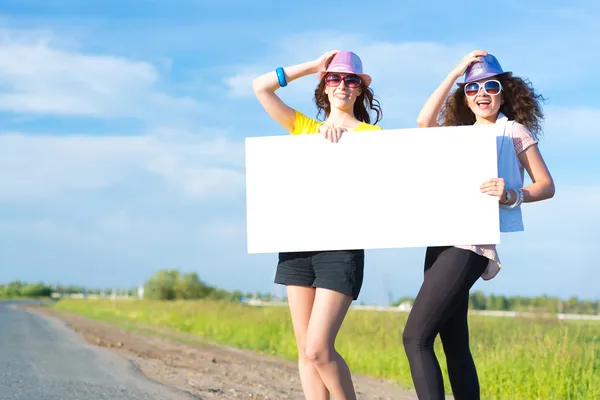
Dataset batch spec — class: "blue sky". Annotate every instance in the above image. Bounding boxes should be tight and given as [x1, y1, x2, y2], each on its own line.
[0, 1, 598, 305]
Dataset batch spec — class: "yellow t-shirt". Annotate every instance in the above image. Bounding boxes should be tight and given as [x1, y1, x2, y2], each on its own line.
[292, 110, 382, 135]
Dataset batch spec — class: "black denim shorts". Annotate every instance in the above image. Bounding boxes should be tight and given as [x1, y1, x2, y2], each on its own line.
[274, 249, 365, 300]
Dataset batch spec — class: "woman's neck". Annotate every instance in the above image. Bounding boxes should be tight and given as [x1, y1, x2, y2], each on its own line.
[326, 108, 361, 128]
[474, 114, 499, 125]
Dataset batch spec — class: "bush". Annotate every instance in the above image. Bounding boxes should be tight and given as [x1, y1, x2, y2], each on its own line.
[144, 269, 216, 301]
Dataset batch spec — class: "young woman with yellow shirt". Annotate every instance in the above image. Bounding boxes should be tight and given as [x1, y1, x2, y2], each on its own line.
[252, 50, 382, 400]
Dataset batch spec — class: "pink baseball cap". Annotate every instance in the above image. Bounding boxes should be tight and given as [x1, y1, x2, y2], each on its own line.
[317, 51, 372, 87]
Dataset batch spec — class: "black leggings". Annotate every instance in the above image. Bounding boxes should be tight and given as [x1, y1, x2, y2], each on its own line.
[402, 246, 488, 400]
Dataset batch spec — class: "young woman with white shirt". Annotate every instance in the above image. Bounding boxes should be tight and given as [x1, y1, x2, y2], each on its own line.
[403, 50, 555, 400]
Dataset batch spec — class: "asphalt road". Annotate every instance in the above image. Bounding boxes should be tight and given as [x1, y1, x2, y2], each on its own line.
[0, 301, 194, 400]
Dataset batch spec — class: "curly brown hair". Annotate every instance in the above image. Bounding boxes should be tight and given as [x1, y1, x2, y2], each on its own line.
[313, 77, 383, 125]
[438, 74, 546, 139]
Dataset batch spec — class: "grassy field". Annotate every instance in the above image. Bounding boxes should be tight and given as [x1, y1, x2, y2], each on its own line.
[53, 299, 599, 400]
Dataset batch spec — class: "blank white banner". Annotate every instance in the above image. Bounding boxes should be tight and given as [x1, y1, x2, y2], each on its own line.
[245, 125, 501, 254]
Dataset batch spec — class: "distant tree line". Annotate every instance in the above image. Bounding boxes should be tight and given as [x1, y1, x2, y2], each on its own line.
[392, 290, 600, 315]
[0, 281, 136, 298]
[4, 276, 597, 315]
[0, 270, 273, 303]
[0, 281, 53, 298]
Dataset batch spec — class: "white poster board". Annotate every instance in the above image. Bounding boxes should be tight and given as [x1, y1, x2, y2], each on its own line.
[245, 125, 501, 254]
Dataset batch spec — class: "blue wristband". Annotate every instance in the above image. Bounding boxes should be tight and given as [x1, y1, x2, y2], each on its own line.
[275, 67, 287, 87]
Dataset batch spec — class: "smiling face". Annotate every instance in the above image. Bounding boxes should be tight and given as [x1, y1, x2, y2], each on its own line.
[323, 73, 363, 112]
[464, 78, 504, 123]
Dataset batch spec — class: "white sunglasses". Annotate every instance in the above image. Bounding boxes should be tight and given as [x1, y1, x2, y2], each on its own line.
[464, 79, 503, 97]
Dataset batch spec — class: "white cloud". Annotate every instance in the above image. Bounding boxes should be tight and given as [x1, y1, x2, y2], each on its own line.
[0, 30, 202, 121]
[95, 210, 201, 245]
[498, 184, 600, 258]
[521, 185, 600, 229]
[541, 106, 600, 152]
[199, 220, 246, 243]
[224, 71, 261, 99]
[0, 130, 245, 201]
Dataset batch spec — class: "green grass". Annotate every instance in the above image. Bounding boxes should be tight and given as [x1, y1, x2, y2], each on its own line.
[53, 299, 599, 400]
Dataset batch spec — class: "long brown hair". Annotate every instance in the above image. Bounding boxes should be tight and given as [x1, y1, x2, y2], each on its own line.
[313, 77, 383, 125]
[438, 74, 546, 139]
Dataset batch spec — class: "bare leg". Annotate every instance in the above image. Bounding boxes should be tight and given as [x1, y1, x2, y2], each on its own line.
[305, 288, 356, 400]
[286, 285, 329, 399]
